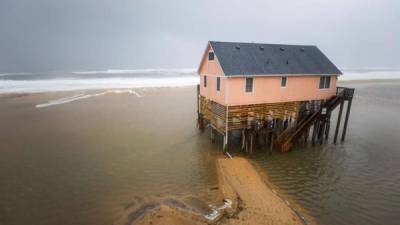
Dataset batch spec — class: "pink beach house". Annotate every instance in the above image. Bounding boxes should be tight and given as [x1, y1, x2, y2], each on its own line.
[198, 41, 341, 107]
[197, 41, 353, 152]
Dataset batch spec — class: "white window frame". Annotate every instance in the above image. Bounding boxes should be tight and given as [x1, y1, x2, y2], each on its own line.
[245, 77, 254, 93]
[319, 76, 331, 89]
[281, 76, 288, 88]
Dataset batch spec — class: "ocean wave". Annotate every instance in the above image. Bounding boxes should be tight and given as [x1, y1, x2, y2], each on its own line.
[72, 68, 197, 75]
[0, 77, 199, 94]
[0, 72, 31, 77]
[0, 68, 198, 81]
[35, 89, 143, 108]
[2, 68, 400, 94]
[340, 70, 400, 81]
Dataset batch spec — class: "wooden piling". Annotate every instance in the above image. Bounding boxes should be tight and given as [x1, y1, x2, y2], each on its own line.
[223, 134, 227, 152]
[318, 122, 323, 145]
[341, 99, 353, 142]
[241, 129, 245, 150]
[311, 121, 319, 145]
[198, 114, 205, 132]
[196, 85, 205, 132]
[245, 131, 249, 153]
[325, 115, 331, 140]
[269, 133, 274, 153]
[250, 133, 254, 154]
[334, 101, 344, 144]
[304, 127, 310, 144]
[196, 84, 200, 115]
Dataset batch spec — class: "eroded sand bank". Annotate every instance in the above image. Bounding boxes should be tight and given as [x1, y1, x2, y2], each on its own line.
[135, 157, 307, 225]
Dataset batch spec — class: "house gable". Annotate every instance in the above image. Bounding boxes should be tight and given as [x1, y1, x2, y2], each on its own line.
[197, 42, 226, 76]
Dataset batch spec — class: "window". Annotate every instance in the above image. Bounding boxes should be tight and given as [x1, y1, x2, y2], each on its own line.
[216, 77, 220, 91]
[281, 76, 287, 87]
[319, 76, 331, 89]
[208, 52, 214, 61]
[204, 75, 207, 87]
[245, 77, 253, 92]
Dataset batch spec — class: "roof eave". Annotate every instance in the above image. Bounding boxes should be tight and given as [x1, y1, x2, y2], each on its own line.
[225, 73, 342, 77]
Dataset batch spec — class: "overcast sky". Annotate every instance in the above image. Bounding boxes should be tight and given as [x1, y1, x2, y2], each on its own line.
[0, 0, 399, 72]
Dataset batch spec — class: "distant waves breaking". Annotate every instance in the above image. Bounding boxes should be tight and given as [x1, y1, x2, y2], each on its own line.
[0, 77, 198, 94]
[2, 68, 400, 94]
[35, 89, 143, 108]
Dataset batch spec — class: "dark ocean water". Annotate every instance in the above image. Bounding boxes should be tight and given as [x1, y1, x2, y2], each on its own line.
[250, 81, 400, 225]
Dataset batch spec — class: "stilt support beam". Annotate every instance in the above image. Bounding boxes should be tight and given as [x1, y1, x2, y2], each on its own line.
[341, 99, 353, 142]
[334, 101, 344, 144]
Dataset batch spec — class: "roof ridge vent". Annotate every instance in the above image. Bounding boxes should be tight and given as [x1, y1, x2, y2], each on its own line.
[235, 45, 240, 50]
[280, 47, 285, 51]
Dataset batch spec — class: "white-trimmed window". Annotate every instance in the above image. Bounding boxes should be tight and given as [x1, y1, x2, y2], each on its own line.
[204, 75, 207, 87]
[319, 76, 331, 89]
[245, 77, 253, 92]
[281, 76, 287, 87]
[216, 77, 220, 91]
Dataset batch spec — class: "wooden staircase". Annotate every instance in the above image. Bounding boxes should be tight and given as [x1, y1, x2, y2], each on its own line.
[275, 87, 354, 152]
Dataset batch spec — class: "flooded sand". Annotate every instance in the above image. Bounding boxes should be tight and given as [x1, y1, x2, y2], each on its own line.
[135, 157, 309, 225]
[0, 87, 221, 225]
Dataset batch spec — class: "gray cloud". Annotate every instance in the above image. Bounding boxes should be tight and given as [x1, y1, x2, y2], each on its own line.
[0, 0, 399, 72]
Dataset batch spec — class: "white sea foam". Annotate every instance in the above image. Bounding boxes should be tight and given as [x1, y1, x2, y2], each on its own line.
[0, 72, 31, 77]
[2, 68, 400, 94]
[0, 77, 199, 94]
[72, 68, 196, 75]
[204, 199, 232, 221]
[35, 89, 143, 108]
[340, 70, 400, 81]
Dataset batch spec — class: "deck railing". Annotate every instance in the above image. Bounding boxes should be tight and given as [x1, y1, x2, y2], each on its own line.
[336, 86, 355, 98]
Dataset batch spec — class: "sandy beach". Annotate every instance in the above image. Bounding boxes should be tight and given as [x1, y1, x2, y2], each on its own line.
[217, 157, 306, 225]
[133, 156, 307, 225]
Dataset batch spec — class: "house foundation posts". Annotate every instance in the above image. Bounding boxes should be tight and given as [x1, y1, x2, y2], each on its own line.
[341, 99, 353, 142]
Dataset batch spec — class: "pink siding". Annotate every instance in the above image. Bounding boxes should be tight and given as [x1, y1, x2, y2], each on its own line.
[198, 42, 338, 106]
[226, 76, 337, 106]
[199, 44, 226, 105]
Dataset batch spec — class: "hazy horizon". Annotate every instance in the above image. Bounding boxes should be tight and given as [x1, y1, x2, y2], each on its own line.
[1, 0, 399, 73]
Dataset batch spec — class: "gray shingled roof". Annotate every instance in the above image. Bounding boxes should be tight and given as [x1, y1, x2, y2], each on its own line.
[209, 41, 342, 76]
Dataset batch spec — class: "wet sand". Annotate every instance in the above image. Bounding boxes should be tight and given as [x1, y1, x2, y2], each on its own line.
[217, 157, 305, 225]
[0, 87, 221, 225]
[134, 156, 307, 225]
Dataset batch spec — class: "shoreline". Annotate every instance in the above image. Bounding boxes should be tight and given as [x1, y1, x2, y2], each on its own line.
[134, 156, 311, 225]
[1, 77, 400, 96]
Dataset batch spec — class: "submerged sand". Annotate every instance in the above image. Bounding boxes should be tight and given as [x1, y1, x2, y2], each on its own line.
[135, 156, 306, 225]
[0, 88, 311, 225]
